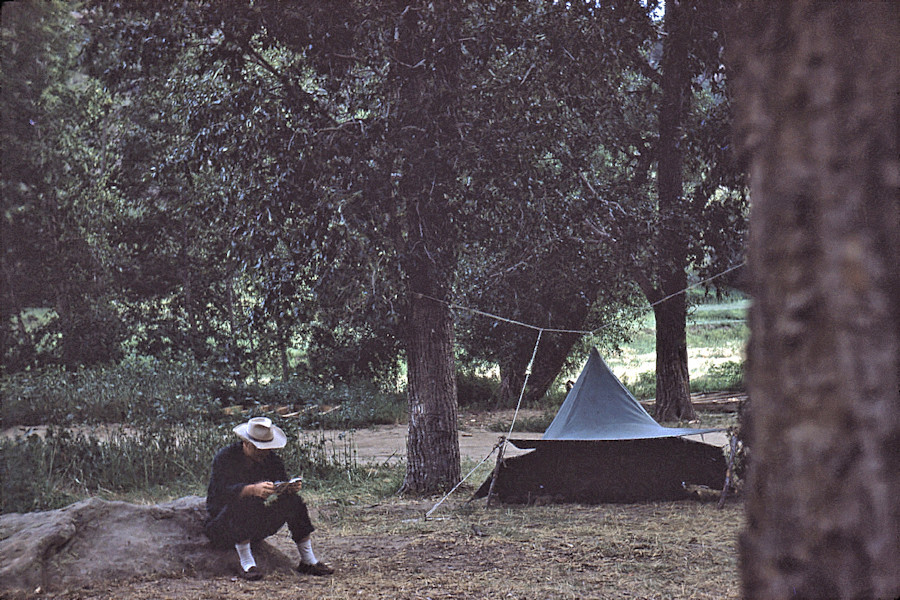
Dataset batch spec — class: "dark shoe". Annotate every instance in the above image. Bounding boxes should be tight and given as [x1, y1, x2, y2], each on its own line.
[239, 566, 263, 581]
[295, 562, 334, 576]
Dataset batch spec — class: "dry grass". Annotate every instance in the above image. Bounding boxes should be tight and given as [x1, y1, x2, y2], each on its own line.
[55, 494, 744, 600]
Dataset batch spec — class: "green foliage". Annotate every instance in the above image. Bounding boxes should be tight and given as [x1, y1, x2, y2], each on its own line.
[2, 1, 129, 372]
[487, 411, 556, 434]
[456, 371, 500, 409]
[625, 371, 659, 400]
[0, 419, 366, 514]
[291, 383, 406, 430]
[0, 357, 219, 427]
[691, 361, 745, 394]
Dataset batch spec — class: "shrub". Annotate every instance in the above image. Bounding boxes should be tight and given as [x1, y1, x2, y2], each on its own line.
[487, 411, 556, 433]
[456, 372, 499, 409]
[0, 419, 364, 514]
[691, 360, 745, 394]
[626, 371, 657, 400]
[0, 356, 219, 427]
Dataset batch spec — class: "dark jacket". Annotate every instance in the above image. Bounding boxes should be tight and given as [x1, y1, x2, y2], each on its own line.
[205, 441, 287, 517]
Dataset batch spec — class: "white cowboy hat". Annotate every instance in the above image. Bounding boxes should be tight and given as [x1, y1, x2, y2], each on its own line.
[233, 417, 287, 449]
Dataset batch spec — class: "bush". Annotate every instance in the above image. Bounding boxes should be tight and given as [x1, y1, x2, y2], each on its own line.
[487, 411, 556, 433]
[0, 419, 366, 514]
[625, 371, 657, 400]
[456, 372, 499, 409]
[0, 424, 222, 514]
[691, 360, 745, 394]
[0, 356, 219, 427]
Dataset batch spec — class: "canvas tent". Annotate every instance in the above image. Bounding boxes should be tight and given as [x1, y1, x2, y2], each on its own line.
[474, 348, 727, 504]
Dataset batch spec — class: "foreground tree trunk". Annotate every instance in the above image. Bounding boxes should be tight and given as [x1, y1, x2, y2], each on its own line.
[731, 2, 900, 598]
[651, 0, 695, 422]
[395, 0, 462, 494]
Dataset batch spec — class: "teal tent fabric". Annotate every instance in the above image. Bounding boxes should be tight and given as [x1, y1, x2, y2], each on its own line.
[540, 348, 719, 441]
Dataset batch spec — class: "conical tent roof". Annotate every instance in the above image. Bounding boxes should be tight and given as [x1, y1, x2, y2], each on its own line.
[541, 348, 718, 441]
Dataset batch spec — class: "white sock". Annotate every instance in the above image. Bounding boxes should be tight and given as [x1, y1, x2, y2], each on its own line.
[235, 541, 256, 572]
[297, 539, 318, 565]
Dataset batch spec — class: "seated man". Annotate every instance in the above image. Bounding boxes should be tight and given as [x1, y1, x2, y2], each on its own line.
[204, 416, 335, 580]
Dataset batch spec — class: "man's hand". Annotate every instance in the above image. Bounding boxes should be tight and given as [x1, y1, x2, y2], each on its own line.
[241, 481, 275, 499]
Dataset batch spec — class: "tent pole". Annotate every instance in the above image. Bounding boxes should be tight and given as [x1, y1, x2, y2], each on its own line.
[485, 436, 506, 507]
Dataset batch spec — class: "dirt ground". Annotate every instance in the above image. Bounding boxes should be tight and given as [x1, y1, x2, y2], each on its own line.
[27, 497, 744, 600]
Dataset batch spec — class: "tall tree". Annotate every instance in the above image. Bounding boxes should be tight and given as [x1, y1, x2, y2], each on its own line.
[646, 0, 694, 421]
[620, 0, 746, 421]
[454, 1, 656, 405]
[390, 0, 462, 492]
[84, 0, 465, 492]
[731, 2, 899, 597]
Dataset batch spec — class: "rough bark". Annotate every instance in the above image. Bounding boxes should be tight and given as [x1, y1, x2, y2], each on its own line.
[731, 2, 900, 598]
[652, 0, 695, 422]
[653, 292, 695, 421]
[395, 0, 462, 494]
[403, 292, 460, 493]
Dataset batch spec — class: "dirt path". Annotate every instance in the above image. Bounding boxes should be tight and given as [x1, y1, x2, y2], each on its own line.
[307, 406, 730, 466]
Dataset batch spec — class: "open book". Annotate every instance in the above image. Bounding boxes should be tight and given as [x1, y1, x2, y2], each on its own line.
[272, 477, 302, 495]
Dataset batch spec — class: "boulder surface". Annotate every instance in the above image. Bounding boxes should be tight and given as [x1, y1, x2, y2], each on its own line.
[0, 496, 295, 595]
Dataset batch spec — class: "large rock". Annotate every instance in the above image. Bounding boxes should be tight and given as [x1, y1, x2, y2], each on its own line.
[0, 496, 296, 595]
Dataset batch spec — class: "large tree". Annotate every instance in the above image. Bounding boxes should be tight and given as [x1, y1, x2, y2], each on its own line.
[455, 1, 746, 415]
[390, 0, 463, 492]
[83, 0, 466, 492]
[635, 0, 747, 421]
[731, 2, 899, 597]
[453, 0, 653, 405]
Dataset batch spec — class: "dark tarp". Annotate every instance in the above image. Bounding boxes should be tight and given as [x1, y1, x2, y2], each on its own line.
[472, 438, 727, 504]
[473, 348, 727, 504]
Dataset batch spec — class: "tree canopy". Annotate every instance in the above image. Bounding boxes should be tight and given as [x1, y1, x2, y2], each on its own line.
[2, 0, 747, 492]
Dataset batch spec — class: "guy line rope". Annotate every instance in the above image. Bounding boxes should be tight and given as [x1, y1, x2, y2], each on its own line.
[422, 261, 745, 518]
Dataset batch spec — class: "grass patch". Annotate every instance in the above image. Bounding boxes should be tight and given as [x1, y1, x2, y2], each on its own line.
[604, 297, 748, 400]
[487, 411, 556, 433]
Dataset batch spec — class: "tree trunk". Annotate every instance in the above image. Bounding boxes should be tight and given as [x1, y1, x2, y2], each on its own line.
[225, 275, 242, 380]
[522, 332, 581, 405]
[497, 346, 527, 408]
[652, 292, 694, 421]
[180, 223, 200, 357]
[731, 2, 900, 598]
[395, 0, 462, 494]
[403, 292, 460, 493]
[279, 336, 289, 382]
[652, 0, 694, 422]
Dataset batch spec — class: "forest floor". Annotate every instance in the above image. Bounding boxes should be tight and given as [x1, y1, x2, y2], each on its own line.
[37, 498, 744, 600]
[12, 397, 744, 600]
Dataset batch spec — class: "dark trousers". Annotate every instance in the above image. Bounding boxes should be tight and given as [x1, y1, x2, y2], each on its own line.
[204, 493, 315, 549]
